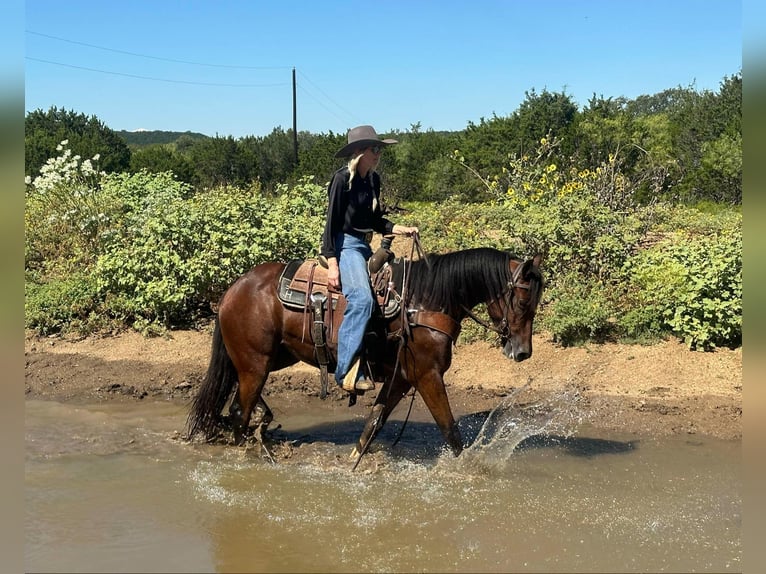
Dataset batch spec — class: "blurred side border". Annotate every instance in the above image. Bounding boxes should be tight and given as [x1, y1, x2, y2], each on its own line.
[1, 1, 25, 572]
[743, 0, 765, 571]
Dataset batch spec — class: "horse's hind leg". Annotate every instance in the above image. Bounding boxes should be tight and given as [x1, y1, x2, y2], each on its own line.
[232, 396, 274, 436]
[251, 397, 277, 461]
[229, 367, 269, 445]
[252, 397, 274, 429]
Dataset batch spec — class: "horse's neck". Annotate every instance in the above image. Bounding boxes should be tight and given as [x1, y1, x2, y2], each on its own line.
[407, 264, 487, 319]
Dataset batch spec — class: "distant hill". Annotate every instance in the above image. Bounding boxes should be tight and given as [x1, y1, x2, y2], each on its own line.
[116, 130, 209, 147]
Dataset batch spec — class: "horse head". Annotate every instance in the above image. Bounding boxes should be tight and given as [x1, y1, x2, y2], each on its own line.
[487, 254, 543, 362]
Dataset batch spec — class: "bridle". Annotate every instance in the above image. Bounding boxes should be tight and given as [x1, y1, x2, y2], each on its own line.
[461, 260, 533, 341]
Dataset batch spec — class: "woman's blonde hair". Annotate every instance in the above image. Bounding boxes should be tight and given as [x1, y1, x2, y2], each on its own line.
[347, 150, 378, 210]
[347, 151, 364, 184]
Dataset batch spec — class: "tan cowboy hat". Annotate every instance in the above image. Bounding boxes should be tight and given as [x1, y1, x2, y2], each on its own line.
[335, 125, 398, 158]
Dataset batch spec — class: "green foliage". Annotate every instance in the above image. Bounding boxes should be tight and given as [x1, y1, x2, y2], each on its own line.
[25, 106, 131, 178]
[25, 272, 106, 335]
[295, 130, 346, 182]
[25, 141, 117, 271]
[116, 129, 209, 147]
[540, 273, 618, 346]
[95, 176, 326, 331]
[696, 133, 742, 203]
[185, 135, 251, 189]
[26, 71, 740, 207]
[461, 89, 579, 178]
[24, 73, 742, 346]
[619, 212, 741, 350]
[385, 125, 462, 202]
[473, 137, 647, 284]
[129, 144, 195, 183]
[418, 137, 741, 350]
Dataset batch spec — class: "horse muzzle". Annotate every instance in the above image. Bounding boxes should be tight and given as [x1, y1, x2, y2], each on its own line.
[503, 339, 531, 362]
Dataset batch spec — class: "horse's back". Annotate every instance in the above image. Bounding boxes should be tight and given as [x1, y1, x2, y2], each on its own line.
[218, 260, 317, 370]
[218, 262, 287, 339]
[222, 262, 285, 303]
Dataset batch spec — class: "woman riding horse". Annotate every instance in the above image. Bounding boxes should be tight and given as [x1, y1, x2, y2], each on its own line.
[186, 240, 543, 462]
[321, 125, 418, 394]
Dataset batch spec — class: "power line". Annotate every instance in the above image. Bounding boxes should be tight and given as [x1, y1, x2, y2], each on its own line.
[26, 30, 292, 70]
[26, 29, 359, 130]
[26, 56, 290, 88]
[297, 85, 360, 127]
[297, 70, 361, 126]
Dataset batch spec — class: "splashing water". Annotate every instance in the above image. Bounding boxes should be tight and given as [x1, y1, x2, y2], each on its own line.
[455, 379, 588, 472]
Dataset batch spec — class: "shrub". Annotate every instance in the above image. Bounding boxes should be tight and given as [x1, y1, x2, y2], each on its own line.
[25, 272, 104, 335]
[618, 215, 741, 350]
[539, 273, 618, 346]
[25, 141, 113, 270]
[95, 177, 327, 331]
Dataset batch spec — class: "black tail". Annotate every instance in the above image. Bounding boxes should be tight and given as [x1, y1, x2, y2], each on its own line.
[185, 320, 238, 440]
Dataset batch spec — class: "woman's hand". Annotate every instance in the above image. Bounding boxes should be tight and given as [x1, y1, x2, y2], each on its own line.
[326, 257, 341, 291]
[393, 224, 419, 237]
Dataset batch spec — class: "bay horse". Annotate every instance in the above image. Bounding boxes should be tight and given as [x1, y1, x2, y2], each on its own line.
[186, 247, 543, 461]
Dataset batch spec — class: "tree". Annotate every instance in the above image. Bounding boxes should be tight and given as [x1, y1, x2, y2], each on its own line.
[235, 127, 298, 191]
[576, 95, 632, 166]
[295, 130, 346, 182]
[386, 124, 460, 202]
[460, 89, 579, 190]
[256, 127, 299, 189]
[129, 144, 195, 184]
[186, 135, 250, 189]
[25, 107, 131, 177]
[514, 89, 579, 158]
[661, 75, 741, 203]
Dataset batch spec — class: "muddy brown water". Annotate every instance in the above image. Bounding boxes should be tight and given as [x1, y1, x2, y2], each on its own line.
[26, 392, 741, 573]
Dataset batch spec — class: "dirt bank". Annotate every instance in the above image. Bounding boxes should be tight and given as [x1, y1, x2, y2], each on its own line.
[24, 327, 742, 441]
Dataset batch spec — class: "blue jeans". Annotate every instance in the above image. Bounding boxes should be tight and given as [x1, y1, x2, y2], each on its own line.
[335, 233, 374, 385]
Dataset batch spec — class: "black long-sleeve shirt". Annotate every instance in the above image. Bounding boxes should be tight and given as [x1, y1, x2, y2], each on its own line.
[320, 166, 394, 259]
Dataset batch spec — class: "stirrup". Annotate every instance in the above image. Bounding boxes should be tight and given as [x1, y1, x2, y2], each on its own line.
[340, 358, 375, 394]
[342, 379, 375, 393]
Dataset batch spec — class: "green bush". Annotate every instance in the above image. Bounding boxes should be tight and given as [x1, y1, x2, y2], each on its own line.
[25, 272, 103, 335]
[25, 142, 116, 270]
[539, 273, 618, 346]
[408, 198, 519, 253]
[95, 177, 326, 331]
[24, 138, 741, 350]
[618, 216, 741, 350]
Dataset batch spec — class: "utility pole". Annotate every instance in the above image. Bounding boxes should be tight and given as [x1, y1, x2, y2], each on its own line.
[292, 67, 298, 164]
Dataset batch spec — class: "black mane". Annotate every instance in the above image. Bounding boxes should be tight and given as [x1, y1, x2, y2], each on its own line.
[406, 248, 517, 315]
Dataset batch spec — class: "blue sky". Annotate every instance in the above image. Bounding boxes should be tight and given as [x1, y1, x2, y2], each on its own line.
[24, 1, 742, 138]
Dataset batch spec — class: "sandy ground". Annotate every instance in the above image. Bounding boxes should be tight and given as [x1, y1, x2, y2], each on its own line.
[24, 326, 742, 441]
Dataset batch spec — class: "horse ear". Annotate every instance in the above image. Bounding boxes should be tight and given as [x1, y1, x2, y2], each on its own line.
[519, 253, 542, 279]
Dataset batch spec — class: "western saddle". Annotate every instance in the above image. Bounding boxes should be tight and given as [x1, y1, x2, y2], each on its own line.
[276, 253, 402, 399]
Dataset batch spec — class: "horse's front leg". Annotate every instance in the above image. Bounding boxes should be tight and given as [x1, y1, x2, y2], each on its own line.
[352, 375, 411, 460]
[403, 330, 463, 456]
[413, 369, 463, 456]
